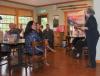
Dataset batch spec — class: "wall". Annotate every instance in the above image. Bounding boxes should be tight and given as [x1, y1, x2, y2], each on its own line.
[36, 0, 93, 29]
[0, 0, 93, 28]
[36, 5, 64, 29]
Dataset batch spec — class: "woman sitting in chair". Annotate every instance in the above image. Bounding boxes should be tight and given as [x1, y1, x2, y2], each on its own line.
[24, 21, 44, 56]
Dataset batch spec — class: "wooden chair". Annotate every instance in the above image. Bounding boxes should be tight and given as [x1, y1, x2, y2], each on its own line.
[66, 36, 73, 56]
[32, 39, 48, 66]
[82, 46, 88, 58]
[24, 39, 49, 72]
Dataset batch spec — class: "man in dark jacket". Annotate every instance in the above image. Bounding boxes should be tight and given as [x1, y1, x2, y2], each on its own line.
[43, 24, 54, 49]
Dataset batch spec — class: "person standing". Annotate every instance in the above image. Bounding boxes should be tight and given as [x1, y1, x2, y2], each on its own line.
[77, 8, 99, 68]
[85, 8, 99, 68]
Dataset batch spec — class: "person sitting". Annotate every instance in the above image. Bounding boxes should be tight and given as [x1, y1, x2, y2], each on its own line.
[24, 21, 44, 56]
[43, 24, 56, 52]
[72, 37, 85, 58]
[24, 21, 50, 68]
[4, 23, 21, 40]
[2, 23, 21, 53]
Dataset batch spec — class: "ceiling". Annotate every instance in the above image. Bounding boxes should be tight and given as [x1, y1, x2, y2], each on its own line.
[6, 0, 86, 6]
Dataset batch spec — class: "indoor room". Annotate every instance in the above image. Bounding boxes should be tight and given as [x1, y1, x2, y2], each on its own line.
[0, 0, 100, 76]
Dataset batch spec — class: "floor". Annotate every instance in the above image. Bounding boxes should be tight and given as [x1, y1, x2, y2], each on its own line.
[0, 47, 100, 76]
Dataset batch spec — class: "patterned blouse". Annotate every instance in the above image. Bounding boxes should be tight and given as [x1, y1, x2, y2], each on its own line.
[25, 30, 44, 56]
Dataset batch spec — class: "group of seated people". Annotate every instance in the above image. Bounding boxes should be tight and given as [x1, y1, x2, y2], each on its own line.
[0, 20, 55, 68]
[24, 21, 55, 56]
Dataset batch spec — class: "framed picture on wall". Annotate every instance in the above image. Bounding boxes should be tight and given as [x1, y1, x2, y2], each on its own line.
[53, 15, 59, 27]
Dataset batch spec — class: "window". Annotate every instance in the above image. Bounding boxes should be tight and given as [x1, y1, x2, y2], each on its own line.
[38, 15, 48, 30]
[0, 15, 15, 32]
[41, 17, 47, 29]
[0, 6, 33, 33]
[18, 16, 33, 29]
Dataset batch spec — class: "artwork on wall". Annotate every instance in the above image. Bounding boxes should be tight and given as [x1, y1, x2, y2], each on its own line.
[67, 10, 85, 37]
[56, 25, 64, 32]
[53, 15, 59, 27]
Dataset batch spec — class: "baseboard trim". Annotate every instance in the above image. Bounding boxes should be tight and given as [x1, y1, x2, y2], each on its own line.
[96, 60, 100, 63]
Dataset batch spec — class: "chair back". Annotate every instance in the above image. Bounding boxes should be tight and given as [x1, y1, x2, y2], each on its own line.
[32, 41, 45, 47]
[32, 39, 48, 47]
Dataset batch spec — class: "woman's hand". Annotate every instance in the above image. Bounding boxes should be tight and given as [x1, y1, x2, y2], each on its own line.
[76, 26, 88, 31]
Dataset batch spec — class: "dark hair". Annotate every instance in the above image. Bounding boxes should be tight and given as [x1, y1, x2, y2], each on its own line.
[40, 25, 43, 29]
[87, 8, 95, 15]
[46, 24, 49, 26]
[24, 21, 34, 37]
[0, 16, 2, 20]
[36, 22, 40, 25]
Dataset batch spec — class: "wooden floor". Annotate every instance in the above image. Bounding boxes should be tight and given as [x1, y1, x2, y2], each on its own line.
[0, 47, 100, 76]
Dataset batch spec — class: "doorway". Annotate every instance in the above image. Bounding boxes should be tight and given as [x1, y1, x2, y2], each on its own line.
[38, 14, 48, 30]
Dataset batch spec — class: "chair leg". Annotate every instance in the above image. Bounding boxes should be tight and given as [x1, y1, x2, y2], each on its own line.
[44, 48, 49, 66]
[23, 54, 32, 75]
[7, 54, 12, 76]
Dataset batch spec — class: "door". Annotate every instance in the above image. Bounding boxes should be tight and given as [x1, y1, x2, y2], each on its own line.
[38, 14, 48, 30]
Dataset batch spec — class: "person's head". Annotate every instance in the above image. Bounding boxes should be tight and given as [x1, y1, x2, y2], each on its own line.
[24, 21, 36, 36]
[27, 21, 36, 30]
[0, 16, 2, 23]
[40, 25, 43, 30]
[36, 23, 40, 30]
[9, 23, 16, 30]
[86, 8, 95, 18]
[46, 24, 50, 29]
[0, 16, 2, 20]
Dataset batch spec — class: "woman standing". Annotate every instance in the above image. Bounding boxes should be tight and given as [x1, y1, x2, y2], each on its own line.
[85, 8, 99, 68]
[77, 8, 99, 68]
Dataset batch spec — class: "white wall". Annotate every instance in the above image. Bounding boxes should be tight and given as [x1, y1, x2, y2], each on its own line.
[36, 1, 92, 29]
[94, 0, 100, 60]
[36, 5, 64, 29]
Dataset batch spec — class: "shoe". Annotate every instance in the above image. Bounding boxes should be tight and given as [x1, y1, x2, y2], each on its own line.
[86, 64, 96, 68]
[86, 64, 91, 68]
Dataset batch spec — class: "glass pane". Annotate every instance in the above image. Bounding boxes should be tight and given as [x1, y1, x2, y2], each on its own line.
[0, 15, 15, 23]
[2, 24, 8, 29]
[41, 17, 47, 29]
[0, 15, 15, 32]
[18, 16, 32, 31]
[0, 24, 2, 28]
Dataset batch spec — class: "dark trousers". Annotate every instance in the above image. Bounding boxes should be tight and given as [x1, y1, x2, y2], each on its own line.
[87, 37, 99, 67]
